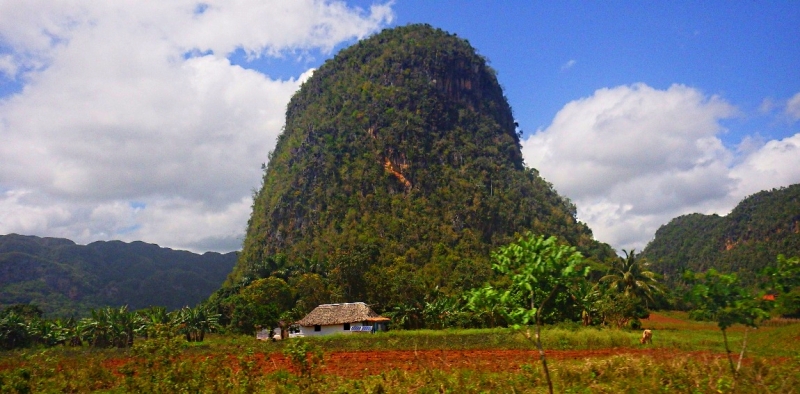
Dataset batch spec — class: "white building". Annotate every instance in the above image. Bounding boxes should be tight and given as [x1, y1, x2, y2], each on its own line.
[292, 302, 390, 337]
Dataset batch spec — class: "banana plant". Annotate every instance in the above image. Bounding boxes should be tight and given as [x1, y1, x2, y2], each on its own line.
[176, 305, 220, 342]
[0, 312, 30, 350]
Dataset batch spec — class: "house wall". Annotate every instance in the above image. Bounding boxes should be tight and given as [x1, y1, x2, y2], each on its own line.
[297, 322, 369, 337]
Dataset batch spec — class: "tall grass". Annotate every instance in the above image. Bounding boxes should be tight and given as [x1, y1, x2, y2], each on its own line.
[306, 326, 646, 352]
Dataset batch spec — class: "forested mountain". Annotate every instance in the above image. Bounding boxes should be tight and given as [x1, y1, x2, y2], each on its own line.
[0, 234, 236, 316]
[642, 184, 800, 286]
[229, 24, 614, 315]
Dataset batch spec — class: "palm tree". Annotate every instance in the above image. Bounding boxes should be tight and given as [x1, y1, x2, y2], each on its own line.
[600, 249, 661, 306]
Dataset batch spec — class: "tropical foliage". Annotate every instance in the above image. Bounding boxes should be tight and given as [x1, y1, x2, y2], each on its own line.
[762, 254, 800, 317]
[600, 250, 660, 304]
[684, 269, 770, 382]
[0, 304, 220, 351]
[468, 233, 588, 394]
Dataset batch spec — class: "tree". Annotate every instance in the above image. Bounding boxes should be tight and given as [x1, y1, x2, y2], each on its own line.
[423, 291, 468, 329]
[469, 233, 587, 394]
[239, 277, 293, 312]
[762, 254, 800, 317]
[595, 291, 640, 329]
[465, 286, 505, 327]
[0, 304, 44, 350]
[0, 312, 30, 350]
[79, 306, 141, 348]
[0, 304, 43, 320]
[329, 245, 378, 302]
[138, 306, 172, 339]
[685, 269, 769, 383]
[227, 295, 280, 335]
[106, 305, 141, 348]
[365, 260, 426, 324]
[79, 308, 113, 348]
[176, 305, 220, 342]
[292, 273, 336, 315]
[600, 249, 660, 306]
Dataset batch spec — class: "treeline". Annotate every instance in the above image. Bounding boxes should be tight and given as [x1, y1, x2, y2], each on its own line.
[643, 184, 800, 287]
[209, 234, 657, 333]
[4, 235, 797, 353]
[0, 234, 236, 316]
[208, 232, 800, 335]
[0, 303, 218, 351]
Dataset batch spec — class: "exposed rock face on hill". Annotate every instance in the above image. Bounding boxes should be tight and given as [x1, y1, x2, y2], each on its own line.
[0, 234, 237, 316]
[642, 184, 800, 285]
[232, 24, 613, 305]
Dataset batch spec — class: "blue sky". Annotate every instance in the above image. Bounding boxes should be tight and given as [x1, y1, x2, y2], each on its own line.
[1, 1, 798, 253]
[232, 1, 800, 147]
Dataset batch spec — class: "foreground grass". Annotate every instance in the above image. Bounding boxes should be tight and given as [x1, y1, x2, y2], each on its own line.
[1, 314, 798, 393]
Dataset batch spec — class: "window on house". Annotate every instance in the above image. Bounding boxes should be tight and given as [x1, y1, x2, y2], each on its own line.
[343, 323, 350, 330]
[314, 325, 321, 332]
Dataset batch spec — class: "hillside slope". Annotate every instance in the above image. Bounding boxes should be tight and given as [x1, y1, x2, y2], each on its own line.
[232, 24, 613, 310]
[642, 184, 800, 285]
[0, 234, 236, 316]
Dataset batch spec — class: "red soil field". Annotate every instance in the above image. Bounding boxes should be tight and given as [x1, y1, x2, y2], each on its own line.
[254, 348, 724, 378]
[0, 347, 740, 380]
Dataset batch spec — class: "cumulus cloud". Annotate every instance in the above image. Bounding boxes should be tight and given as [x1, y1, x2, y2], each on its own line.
[0, 1, 393, 252]
[0, 54, 17, 78]
[787, 92, 800, 120]
[759, 97, 775, 114]
[730, 134, 800, 196]
[561, 59, 576, 71]
[522, 83, 800, 252]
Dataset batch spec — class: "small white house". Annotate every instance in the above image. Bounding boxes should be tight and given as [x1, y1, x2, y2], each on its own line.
[292, 302, 390, 337]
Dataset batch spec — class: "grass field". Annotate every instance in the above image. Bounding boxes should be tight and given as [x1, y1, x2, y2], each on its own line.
[1, 312, 798, 393]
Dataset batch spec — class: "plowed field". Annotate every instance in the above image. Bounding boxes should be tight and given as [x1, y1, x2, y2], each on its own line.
[256, 348, 724, 377]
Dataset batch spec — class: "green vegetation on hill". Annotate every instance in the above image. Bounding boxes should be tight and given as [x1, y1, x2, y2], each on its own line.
[0, 234, 236, 316]
[230, 24, 614, 318]
[642, 184, 800, 287]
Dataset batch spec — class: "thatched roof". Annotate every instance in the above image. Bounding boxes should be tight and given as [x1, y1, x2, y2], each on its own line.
[295, 302, 390, 327]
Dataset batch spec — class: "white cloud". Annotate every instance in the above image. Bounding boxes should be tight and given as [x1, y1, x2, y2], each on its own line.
[787, 92, 800, 120]
[730, 134, 800, 196]
[561, 59, 576, 71]
[522, 83, 800, 253]
[0, 54, 17, 78]
[0, 1, 393, 252]
[759, 97, 775, 114]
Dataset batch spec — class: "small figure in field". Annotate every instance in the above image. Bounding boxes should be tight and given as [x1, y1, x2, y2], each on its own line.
[640, 329, 653, 344]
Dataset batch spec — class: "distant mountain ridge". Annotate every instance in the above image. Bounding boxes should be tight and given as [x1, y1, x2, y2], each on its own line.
[0, 234, 237, 316]
[642, 184, 800, 286]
